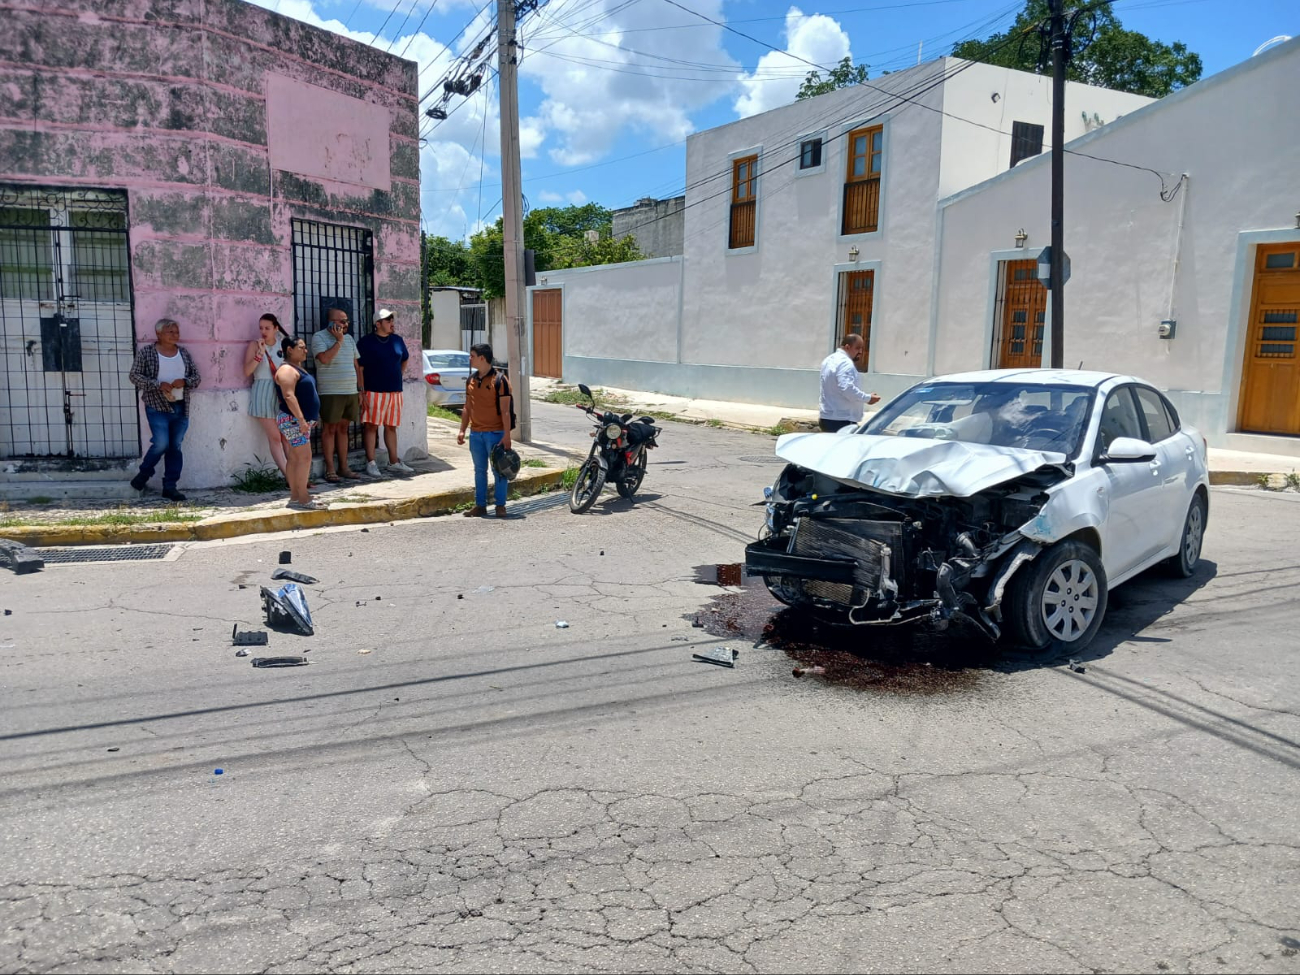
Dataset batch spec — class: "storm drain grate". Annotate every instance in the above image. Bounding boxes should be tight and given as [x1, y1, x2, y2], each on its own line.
[35, 544, 174, 565]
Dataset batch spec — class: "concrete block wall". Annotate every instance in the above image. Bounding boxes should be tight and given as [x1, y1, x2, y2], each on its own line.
[0, 0, 423, 487]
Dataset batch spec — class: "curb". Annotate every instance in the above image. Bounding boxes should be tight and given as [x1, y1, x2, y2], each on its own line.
[1, 468, 567, 548]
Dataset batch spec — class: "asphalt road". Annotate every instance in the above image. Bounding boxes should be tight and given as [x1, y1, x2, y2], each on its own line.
[2, 401, 1298, 974]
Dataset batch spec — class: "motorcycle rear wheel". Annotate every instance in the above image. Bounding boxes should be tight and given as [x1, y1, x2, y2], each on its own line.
[616, 452, 648, 499]
[569, 460, 606, 514]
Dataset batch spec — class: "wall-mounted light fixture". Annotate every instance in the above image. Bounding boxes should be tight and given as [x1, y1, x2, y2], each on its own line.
[1014, 228, 1028, 249]
[848, 245, 860, 262]
[991, 92, 1000, 103]
[1294, 209, 1300, 229]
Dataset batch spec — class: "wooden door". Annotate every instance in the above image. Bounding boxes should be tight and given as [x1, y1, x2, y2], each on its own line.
[995, 259, 1046, 369]
[837, 269, 874, 366]
[531, 288, 562, 379]
[1238, 243, 1300, 435]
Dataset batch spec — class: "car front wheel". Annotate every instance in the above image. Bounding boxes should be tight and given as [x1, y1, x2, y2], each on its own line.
[1003, 540, 1109, 652]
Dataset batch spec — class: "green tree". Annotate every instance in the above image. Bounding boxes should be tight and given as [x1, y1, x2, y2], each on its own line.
[466, 203, 644, 298]
[797, 56, 870, 100]
[950, 0, 1201, 98]
[423, 234, 473, 288]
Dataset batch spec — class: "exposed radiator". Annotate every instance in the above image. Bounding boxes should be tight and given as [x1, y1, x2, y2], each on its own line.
[789, 518, 902, 597]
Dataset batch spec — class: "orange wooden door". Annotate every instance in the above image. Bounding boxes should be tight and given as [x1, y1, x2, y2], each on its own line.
[531, 288, 563, 379]
[996, 259, 1046, 369]
[837, 269, 874, 366]
[1238, 244, 1300, 435]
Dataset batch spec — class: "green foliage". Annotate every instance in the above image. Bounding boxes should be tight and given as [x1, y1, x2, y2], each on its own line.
[231, 462, 287, 494]
[465, 203, 646, 299]
[797, 56, 870, 100]
[521, 458, 549, 468]
[541, 385, 628, 406]
[427, 403, 461, 422]
[424, 235, 474, 288]
[560, 465, 582, 491]
[950, 0, 1202, 99]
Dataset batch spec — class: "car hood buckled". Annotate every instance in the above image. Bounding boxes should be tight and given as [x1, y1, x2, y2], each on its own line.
[775, 432, 1070, 498]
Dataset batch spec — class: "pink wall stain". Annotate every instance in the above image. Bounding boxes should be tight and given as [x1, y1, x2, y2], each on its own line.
[265, 74, 391, 192]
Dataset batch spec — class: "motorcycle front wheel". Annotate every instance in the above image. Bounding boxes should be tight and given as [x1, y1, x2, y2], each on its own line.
[569, 459, 606, 514]
[616, 451, 648, 499]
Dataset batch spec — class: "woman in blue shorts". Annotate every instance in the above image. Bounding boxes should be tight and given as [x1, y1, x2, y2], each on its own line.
[274, 337, 326, 511]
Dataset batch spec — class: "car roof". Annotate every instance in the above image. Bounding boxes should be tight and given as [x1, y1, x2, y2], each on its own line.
[423, 349, 470, 356]
[926, 368, 1142, 389]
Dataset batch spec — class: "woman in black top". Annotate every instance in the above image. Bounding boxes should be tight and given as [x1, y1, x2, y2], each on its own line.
[274, 337, 325, 511]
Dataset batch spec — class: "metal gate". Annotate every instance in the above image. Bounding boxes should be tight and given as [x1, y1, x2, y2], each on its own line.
[460, 302, 486, 352]
[0, 185, 138, 460]
[290, 219, 374, 452]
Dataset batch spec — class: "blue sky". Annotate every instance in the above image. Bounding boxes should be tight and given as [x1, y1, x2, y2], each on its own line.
[252, 0, 1296, 238]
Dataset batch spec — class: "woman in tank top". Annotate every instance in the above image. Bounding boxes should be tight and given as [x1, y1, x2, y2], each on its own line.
[243, 313, 290, 477]
[274, 336, 326, 511]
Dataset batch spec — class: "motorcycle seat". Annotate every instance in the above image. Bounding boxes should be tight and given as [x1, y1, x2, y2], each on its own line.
[626, 421, 658, 445]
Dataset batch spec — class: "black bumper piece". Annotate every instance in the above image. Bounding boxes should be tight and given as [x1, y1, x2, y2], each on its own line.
[744, 537, 857, 584]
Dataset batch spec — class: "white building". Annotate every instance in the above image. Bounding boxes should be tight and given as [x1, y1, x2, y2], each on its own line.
[933, 36, 1300, 449]
[528, 58, 1150, 403]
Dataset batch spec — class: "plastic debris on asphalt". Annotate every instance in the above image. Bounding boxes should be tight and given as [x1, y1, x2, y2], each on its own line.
[235, 648, 251, 657]
[555, 621, 569, 629]
[260, 583, 314, 636]
[358, 647, 373, 655]
[473, 586, 495, 595]
[271, 568, 318, 585]
[1068, 658, 1086, 673]
[251, 656, 309, 668]
[232, 624, 268, 647]
[693, 646, 739, 668]
[792, 665, 826, 678]
[278, 551, 291, 564]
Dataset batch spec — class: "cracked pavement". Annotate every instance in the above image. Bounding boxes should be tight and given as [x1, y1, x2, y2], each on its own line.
[1, 403, 1298, 973]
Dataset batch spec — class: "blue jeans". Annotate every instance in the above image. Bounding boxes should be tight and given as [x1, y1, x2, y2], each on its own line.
[138, 407, 189, 490]
[469, 430, 507, 507]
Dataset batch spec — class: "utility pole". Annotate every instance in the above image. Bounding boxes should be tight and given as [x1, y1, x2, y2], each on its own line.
[1048, 0, 1067, 369]
[496, 0, 532, 440]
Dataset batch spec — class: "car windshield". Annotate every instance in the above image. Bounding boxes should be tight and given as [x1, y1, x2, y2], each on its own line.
[426, 352, 470, 369]
[861, 381, 1094, 455]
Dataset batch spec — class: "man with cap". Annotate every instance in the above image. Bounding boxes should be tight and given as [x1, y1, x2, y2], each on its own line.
[357, 308, 413, 476]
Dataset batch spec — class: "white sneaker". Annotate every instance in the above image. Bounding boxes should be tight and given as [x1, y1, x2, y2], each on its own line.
[387, 461, 416, 474]
[365, 461, 382, 477]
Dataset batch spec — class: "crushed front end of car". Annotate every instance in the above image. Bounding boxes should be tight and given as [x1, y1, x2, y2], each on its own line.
[745, 434, 1076, 640]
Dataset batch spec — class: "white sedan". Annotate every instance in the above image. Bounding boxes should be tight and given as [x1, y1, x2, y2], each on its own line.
[745, 370, 1210, 652]
[422, 349, 472, 409]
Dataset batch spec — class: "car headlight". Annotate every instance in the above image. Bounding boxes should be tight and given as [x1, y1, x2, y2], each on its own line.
[604, 422, 623, 439]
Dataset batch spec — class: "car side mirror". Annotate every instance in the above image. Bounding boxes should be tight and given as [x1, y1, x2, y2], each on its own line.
[1102, 436, 1157, 463]
[578, 383, 592, 398]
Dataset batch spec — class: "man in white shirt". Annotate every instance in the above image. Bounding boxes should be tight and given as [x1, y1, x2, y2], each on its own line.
[818, 334, 880, 432]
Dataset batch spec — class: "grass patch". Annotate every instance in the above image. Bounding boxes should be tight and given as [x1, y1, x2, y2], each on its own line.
[640, 409, 697, 425]
[559, 465, 582, 492]
[0, 505, 206, 528]
[427, 404, 461, 422]
[231, 463, 287, 494]
[706, 418, 724, 428]
[765, 420, 796, 437]
[1286, 471, 1300, 490]
[542, 385, 628, 406]
[521, 458, 548, 468]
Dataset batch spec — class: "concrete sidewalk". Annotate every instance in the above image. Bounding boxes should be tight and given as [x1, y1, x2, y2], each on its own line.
[531, 378, 1300, 484]
[0, 419, 583, 548]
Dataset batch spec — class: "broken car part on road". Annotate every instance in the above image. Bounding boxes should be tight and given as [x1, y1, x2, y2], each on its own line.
[260, 583, 314, 636]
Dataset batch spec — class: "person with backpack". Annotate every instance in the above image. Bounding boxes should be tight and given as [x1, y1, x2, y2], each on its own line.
[457, 342, 514, 519]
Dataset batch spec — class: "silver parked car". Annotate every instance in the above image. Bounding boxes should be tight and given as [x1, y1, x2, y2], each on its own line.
[745, 370, 1211, 652]
[422, 349, 472, 409]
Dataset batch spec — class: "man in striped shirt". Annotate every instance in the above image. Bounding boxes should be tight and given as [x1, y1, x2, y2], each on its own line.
[310, 306, 363, 482]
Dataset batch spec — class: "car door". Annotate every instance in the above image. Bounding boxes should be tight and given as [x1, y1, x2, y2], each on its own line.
[1132, 385, 1192, 552]
[1094, 385, 1166, 580]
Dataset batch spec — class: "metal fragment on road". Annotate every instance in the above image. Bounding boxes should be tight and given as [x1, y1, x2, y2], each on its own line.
[792, 665, 826, 678]
[693, 646, 739, 668]
[1068, 658, 1086, 673]
[251, 656, 309, 668]
[235, 648, 250, 657]
[271, 568, 319, 585]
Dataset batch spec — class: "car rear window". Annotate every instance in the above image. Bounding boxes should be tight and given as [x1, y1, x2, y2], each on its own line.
[426, 353, 470, 368]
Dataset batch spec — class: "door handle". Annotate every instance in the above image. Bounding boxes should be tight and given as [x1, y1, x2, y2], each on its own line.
[1149, 462, 1161, 476]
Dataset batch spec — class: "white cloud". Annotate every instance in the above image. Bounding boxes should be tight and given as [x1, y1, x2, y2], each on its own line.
[518, 0, 741, 166]
[734, 7, 852, 118]
[566, 189, 588, 204]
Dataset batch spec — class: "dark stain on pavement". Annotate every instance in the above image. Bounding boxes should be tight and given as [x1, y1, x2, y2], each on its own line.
[689, 574, 990, 696]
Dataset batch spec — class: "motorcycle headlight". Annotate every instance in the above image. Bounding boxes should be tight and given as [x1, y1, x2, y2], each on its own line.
[604, 422, 623, 439]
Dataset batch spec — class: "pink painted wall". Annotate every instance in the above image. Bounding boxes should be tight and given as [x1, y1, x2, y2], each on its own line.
[0, 0, 423, 394]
